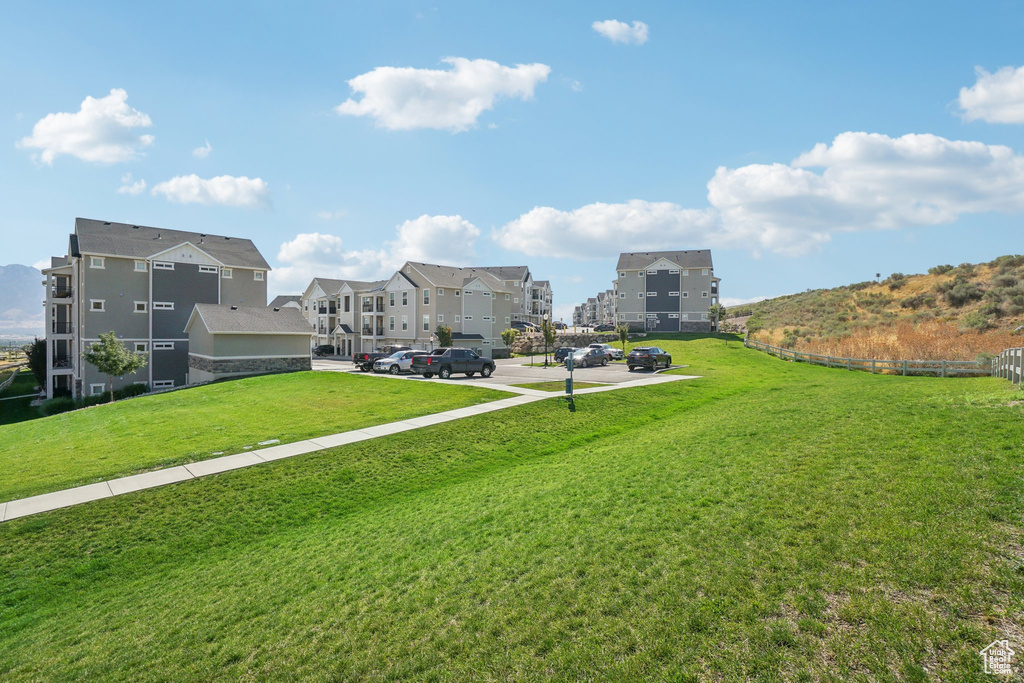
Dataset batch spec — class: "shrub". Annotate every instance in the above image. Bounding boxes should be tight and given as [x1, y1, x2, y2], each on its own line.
[943, 281, 984, 307]
[38, 383, 150, 417]
[954, 263, 976, 277]
[992, 255, 1024, 270]
[958, 311, 991, 332]
[848, 281, 874, 291]
[928, 264, 954, 276]
[900, 294, 935, 310]
[991, 273, 1019, 289]
[39, 397, 76, 417]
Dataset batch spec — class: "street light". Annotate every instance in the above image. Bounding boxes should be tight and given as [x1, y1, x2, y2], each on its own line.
[543, 313, 550, 367]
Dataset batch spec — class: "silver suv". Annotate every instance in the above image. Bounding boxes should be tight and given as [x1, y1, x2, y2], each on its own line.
[372, 349, 424, 375]
[589, 343, 623, 361]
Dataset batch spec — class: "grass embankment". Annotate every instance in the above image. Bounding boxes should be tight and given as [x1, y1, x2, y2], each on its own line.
[511, 381, 608, 392]
[0, 370, 39, 427]
[1, 335, 1022, 679]
[0, 371, 509, 501]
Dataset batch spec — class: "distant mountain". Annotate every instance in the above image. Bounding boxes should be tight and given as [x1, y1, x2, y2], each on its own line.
[0, 264, 44, 338]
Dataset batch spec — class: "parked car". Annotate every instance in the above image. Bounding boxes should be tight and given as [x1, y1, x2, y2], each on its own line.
[593, 323, 615, 332]
[570, 347, 608, 368]
[627, 346, 672, 371]
[589, 343, 624, 361]
[511, 320, 539, 332]
[352, 345, 412, 371]
[312, 344, 335, 357]
[411, 347, 496, 379]
[554, 346, 577, 364]
[553, 321, 567, 330]
[372, 349, 424, 375]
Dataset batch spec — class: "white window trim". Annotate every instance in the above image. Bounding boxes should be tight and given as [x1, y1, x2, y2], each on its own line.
[465, 291, 473, 296]
[505, 316, 510, 323]
[513, 297, 518, 304]
[153, 342, 175, 350]
[455, 315, 461, 322]
[682, 292, 689, 298]
[222, 268, 232, 279]
[669, 292, 679, 297]
[402, 292, 408, 306]
[254, 271, 265, 281]
[670, 269, 679, 274]
[619, 272, 626, 277]
[639, 272, 644, 277]
[638, 293, 644, 299]
[89, 256, 105, 269]
[702, 291, 709, 298]
[134, 342, 148, 353]
[199, 265, 218, 274]
[702, 269, 709, 276]
[437, 314, 444, 323]
[153, 302, 174, 310]
[505, 293, 510, 300]
[134, 260, 147, 272]
[668, 314, 679, 319]
[423, 289, 430, 305]
[90, 299, 105, 312]
[423, 315, 430, 331]
[455, 290, 460, 297]
[89, 383, 105, 396]
[682, 270, 689, 276]
[153, 261, 174, 270]
[646, 291, 656, 297]
[389, 293, 395, 306]
[618, 313, 625, 320]
[701, 313, 709, 320]
[389, 316, 395, 331]
[647, 269, 657, 275]
[153, 380, 174, 389]
[438, 288, 445, 296]
[464, 315, 473, 320]
[682, 313, 689, 320]
[401, 315, 408, 331]
[134, 301, 148, 313]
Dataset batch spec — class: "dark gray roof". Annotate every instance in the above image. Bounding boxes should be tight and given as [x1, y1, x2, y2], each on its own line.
[268, 295, 301, 307]
[452, 333, 484, 340]
[533, 279, 550, 287]
[405, 262, 509, 292]
[476, 265, 530, 282]
[335, 323, 354, 334]
[188, 304, 313, 335]
[75, 217, 271, 270]
[615, 250, 713, 271]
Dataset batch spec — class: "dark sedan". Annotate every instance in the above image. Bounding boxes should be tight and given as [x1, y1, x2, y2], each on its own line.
[570, 347, 609, 368]
[627, 346, 672, 371]
[554, 346, 577, 363]
[593, 323, 615, 332]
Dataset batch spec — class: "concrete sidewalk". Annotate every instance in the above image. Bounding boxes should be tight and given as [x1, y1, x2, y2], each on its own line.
[0, 373, 697, 523]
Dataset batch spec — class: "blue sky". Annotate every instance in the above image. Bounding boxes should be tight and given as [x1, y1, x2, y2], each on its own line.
[3, 1, 1024, 321]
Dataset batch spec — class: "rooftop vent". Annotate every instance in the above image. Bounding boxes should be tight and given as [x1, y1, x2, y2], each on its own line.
[273, 307, 280, 312]
[230, 306, 238, 311]
[103, 221, 111, 225]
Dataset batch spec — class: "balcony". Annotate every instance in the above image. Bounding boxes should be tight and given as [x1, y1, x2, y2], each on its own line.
[361, 326, 385, 336]
[52, 321, 73, 334]
[361, 303, 373, 313]
[51, 286, 73, 299]
[318, 307, 327, 315]
[52, 356, 73, 369]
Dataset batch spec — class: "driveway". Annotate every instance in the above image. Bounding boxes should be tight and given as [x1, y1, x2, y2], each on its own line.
[312, 356, 684, 388]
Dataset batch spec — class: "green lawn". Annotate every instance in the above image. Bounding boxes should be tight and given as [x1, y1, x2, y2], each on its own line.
[1, 335, 1022, 679]
[0, 371, 509, 501]
[0, 370, 40, 428]
[510, 381, 608, 392]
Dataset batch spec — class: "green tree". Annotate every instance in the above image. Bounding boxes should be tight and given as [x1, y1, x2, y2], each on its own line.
[24, 338, 47, 388]
[708, 303, 728, 331]
[435, 324, 453, 348]
[540, 318, 557, 366]
[500, 327, 519, 353]
[616, 324, 630, 356]
[82, 331, 148, 403]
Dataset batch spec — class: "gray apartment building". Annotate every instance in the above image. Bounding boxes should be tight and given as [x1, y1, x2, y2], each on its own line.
[613, 250, 720, 332]
[41, 218, 270, 398]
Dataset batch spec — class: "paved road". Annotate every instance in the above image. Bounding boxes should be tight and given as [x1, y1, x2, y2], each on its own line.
[312, 356, 683, 387]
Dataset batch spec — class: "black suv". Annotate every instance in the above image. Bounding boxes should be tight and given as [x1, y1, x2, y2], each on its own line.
[627, 347, 672, 371]
[312, 344, 335, 357]
[411, 348, 496, 379]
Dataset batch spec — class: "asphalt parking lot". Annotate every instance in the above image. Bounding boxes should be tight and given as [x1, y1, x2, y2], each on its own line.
[312, 356, 679, 388]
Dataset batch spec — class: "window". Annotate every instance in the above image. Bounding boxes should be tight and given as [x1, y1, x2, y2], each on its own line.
[402, 292, 408, 306]
[505, 293, 510, 300]
[389, 292, 395, 307]
[646, 291, 656, 297]
[455, 315, 461, 323]
[701, 313, 709, 320]
[465, 291, 472, 296]
[455, 290, 460, 297]
[254, 271, 264, 281]
[90, 299, 105, 311]
[505, 316, 510, 323]
[389, 316, 395, 331]
[619, 313, 625, 320]
[134, 260, 147, 272]
[636, 314, 643, 320]
[639, 272, 644, 277]
[619, 272, 626, 277]
[134, 301, 148, 313]
[682, 292, 689, 298]
[222, 268, 232, 279]
[513, 297, 518, 304]
[153, 380, 174, 389]
[437, 314, 444, 323]
[483, 291, 490, 297]
[423, 315, 430, 331]
[423, 289, 430, 305]
[153, 261, 174, 270]
[344, 295, 350, 312]
[153, 302, 174, 310]
[89, 256, 104, 269]
[668, 314, 679, 319]
[464, 315, 473, 321]
[199, 265, 217, 274]
[90, 384, 105, 396]
[438, 288, 444, 296]
[638, 293, 644, 299]
[702, 291, 709, 298]
[401, 315, 408, 331]
[702, 269, 709, 276]
[669, 292, 679, 297]
[134, 342, 147, 353]
[647, 269, 657, 275]
[153, 342, 175, 350]
[682, 269, 689, 276]
[670, 269, 679, 274]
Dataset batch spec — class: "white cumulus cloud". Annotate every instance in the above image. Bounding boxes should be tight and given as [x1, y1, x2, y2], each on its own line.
[495, 131, 1024, 258]
[192, 139, 212, 158]
[271, 215, 480, 294]
[117, 173, 147, 195]
[151, 174, 271, 208]
[592, 19, 649, 45]
[17, 88, 154, 164]
[958, 65, 1024, 124]
[335, 57, 551, 131]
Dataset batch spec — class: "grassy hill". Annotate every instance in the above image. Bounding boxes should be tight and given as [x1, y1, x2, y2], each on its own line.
[738, 255, 1024, 359]
[1, 335, 1021, 679]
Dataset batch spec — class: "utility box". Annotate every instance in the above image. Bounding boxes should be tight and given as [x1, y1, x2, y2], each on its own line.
[565, 378, 573, 395]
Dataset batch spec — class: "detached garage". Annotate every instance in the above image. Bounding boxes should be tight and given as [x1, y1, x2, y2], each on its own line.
[184, 304, 314, 384]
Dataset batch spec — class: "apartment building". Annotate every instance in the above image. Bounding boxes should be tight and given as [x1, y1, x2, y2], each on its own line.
[530, 280, 553, 322]
[268, 295, 301, 310]
[41, 218, 270, 398]
[613, 250, 720, 332]
[572, 305, 584, 327]
[475, 265, 538, 324]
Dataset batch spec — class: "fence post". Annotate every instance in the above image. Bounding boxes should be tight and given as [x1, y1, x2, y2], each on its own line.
[847, 358, 851, 371]
[871, 359, 876, 374]
[903, 360, 908, 376]
[941, 360, 946, 378]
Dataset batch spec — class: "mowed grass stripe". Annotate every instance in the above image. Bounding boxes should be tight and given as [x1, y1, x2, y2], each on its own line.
[0, 336, 1021, 679]
[0, 371, 510, 502]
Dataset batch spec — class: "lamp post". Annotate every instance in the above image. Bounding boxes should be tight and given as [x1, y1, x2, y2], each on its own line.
[543, 313, 550, 367]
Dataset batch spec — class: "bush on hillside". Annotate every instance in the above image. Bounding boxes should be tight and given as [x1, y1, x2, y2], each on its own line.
[928, 264, 955, 276]
[940, 280, 984, 307]
[958, 311, 992, 332]
[901, 293, 936, 310]
[991, 255, 1024, 270]
[954, 263, 976, 278]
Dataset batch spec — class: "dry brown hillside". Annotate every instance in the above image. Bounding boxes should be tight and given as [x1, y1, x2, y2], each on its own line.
[737, 255, 1024, 361]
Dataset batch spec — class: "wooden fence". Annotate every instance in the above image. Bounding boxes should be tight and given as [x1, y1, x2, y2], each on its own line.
[992, 347, 1023, 385]
[0, 367, 20, 394]
[743, 338, 991, 377]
